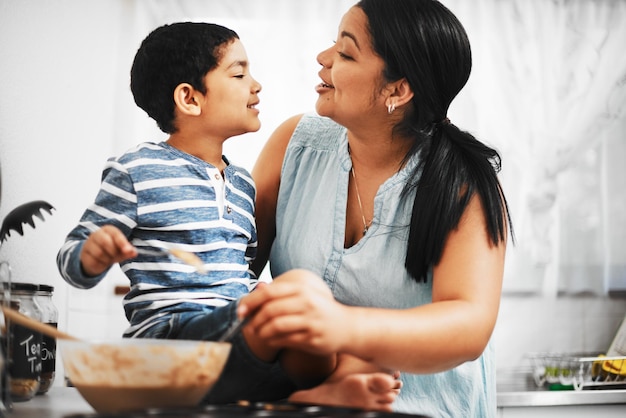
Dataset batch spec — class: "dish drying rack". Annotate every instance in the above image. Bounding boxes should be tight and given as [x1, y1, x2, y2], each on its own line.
[527, 352, 626, 391]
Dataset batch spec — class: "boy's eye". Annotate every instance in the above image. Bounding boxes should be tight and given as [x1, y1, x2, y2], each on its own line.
[234, 75, 245, 79]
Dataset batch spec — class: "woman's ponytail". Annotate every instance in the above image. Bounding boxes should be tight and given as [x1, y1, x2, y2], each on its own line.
[404, 123, 512, 282]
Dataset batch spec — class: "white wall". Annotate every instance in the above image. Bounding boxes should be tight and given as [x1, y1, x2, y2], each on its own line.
[1, 0, 125, 334]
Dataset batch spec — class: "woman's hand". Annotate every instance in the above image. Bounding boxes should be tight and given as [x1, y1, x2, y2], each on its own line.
[239, 269, 349, 355]
[80, 225, 136, 277]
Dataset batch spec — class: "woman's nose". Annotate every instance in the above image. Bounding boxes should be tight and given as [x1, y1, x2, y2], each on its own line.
[317, 46, 333, 68]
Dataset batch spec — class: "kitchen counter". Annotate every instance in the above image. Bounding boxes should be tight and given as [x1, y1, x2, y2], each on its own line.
[7, 387, 93, 418]
[496, 369, 626, 407]
[497, 385, 626, 407]
[8, 388, 435, 418]
[6, 383, 626, 417]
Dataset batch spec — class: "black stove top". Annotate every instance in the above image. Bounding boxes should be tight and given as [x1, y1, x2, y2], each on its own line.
[64, 402, 430, 418]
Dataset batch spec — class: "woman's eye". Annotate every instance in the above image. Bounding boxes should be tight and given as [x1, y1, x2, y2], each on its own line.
[338, 51, 353, 60]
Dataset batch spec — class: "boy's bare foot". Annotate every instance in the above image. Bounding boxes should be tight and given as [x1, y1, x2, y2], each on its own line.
[287, 372, 402, 412]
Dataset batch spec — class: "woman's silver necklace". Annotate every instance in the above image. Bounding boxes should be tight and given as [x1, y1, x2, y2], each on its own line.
[350, 165, 372, 235]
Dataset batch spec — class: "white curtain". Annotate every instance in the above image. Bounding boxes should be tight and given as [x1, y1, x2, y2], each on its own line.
[121, 0, 626, 296]
[442, 0, 626, 295]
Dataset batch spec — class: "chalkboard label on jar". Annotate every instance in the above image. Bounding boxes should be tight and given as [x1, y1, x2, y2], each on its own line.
[36, 284, 58, 394]
[38, 323, 57, 394]
[8, 324, 41, 401]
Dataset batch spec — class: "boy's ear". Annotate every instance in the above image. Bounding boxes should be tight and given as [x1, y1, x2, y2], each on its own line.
[173, 83, 202, 116]
[385, 78, 414, 110]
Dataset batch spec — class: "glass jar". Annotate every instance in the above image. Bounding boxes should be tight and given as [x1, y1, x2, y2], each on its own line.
[35, 285, 57, 395]
[8, 283, 42, 402]
[0, 262, 12, 412]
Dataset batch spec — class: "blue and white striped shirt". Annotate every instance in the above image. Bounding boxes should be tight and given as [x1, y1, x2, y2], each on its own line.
[57, 142, 257, 337]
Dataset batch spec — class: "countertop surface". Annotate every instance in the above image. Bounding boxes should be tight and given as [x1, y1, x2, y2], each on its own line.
[4, 383, 626, 417]
[7, 387, 93, 418]
[497, 385, 626, 407]
[496, 369, 626, 407]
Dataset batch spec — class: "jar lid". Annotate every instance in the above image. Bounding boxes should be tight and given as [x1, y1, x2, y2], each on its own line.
[38, 284, 54, 293]
[10, 282, 39, 292]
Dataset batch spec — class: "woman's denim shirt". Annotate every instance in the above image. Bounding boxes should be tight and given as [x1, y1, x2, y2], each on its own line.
[269, 113, 496, 417]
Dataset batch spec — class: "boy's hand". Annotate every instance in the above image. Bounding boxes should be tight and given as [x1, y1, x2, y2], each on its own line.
[80, 225, 136, 277]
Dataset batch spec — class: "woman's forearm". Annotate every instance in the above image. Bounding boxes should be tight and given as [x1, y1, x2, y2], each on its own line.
[340, 301, 496, 374]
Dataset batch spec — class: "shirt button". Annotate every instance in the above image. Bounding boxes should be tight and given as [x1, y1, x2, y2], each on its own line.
[214, 174, 220, 180]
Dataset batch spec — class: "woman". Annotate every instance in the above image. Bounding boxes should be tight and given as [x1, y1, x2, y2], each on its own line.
[242, 0, 512, 416]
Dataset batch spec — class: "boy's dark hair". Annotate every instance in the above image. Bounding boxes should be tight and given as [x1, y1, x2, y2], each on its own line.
[130, 22, 239, 134]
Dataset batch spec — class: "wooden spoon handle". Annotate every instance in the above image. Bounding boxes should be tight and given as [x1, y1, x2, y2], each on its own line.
[2, 306, 79, 341]
[135, 247, 207, 273]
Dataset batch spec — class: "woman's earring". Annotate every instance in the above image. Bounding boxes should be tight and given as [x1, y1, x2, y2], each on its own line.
[387, 103, 396, 114]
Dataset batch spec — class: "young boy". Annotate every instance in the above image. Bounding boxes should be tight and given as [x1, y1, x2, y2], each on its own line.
[56, 22, 333, 403]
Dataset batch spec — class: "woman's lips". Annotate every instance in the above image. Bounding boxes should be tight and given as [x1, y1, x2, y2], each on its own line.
[315, 82, 334, 94]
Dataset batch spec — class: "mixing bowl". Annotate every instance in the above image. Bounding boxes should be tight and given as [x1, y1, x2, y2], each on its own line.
[60, 338, 231, 413]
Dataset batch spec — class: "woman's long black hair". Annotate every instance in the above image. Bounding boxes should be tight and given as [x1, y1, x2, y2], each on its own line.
[358, 0, 514, 282]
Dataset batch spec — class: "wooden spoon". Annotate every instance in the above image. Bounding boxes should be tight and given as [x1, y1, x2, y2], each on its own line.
[135, 247, 207, 274]
[2, 305, 79, 340]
